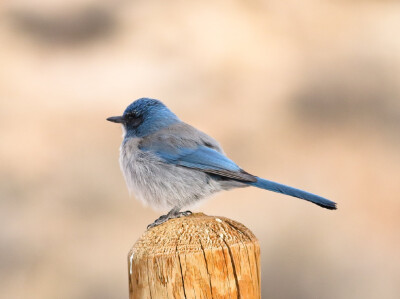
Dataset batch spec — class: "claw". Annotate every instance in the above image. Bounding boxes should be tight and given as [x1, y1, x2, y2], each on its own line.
[179, 210, 192, 217]
[147, 210, 193, 229]
[147, 214, 168, 229]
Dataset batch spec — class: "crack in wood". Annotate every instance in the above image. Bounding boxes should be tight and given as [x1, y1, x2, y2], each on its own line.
[226, 219, 260, 293]
[223, 238, 241, 299]
[221, 244, 233, 299]
[146, 258, 153, 299]
[177, 253, 187, 298]
[199, 238, 214, 298]
[176, 225, 187, 299]
[207, 225, 232, 298]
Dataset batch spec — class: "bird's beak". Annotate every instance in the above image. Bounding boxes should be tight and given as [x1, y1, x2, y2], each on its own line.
[106, 115, 125, 123]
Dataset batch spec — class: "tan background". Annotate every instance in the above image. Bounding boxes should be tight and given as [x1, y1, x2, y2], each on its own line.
[1, 0, 399, 298]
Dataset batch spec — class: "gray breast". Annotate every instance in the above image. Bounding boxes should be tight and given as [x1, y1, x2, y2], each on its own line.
[119, 137, 222, 211]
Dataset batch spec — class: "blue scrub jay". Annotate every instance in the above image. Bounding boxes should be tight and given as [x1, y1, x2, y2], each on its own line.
[107, 98, 336, 228]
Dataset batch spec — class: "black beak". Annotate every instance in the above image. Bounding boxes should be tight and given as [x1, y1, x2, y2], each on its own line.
[106, 115, 125, 123]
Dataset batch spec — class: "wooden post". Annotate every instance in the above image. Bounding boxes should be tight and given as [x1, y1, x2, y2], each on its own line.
[128, 213, 260, 298]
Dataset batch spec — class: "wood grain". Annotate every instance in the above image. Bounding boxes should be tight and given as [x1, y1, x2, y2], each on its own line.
[128, 213, 260, 298]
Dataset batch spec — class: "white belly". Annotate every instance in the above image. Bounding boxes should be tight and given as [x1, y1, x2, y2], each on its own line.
[119, 138, 221, 211]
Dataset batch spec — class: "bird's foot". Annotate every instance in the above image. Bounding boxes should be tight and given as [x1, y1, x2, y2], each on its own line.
[176, 210, 192, 217]
[147, 214, 169, 229]
[147, 210, 192, 229]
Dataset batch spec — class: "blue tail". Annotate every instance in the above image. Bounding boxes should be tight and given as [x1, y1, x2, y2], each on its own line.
[249, 177, 337, 210]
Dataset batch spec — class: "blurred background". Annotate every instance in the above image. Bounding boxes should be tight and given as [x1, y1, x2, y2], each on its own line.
[1, 0, 399, 298]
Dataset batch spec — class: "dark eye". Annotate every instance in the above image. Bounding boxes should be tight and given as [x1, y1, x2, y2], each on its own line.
[125, 113, 143, 127]
[126, 113, 137, 120]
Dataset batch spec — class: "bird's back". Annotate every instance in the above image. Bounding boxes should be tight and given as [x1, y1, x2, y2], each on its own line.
[138, 122, 225, 154]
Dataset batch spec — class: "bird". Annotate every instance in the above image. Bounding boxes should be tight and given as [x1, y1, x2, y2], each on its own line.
[107, 98, 336, 228]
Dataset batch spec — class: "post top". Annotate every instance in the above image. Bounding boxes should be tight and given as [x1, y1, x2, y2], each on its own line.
[131, 213, 258, 258]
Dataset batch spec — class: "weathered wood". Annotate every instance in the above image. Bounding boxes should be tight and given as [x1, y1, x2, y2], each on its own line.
[128, 213, 260, 298]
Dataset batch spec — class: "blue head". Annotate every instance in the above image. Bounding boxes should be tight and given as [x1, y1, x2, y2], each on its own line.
[107, 98, 179, 138]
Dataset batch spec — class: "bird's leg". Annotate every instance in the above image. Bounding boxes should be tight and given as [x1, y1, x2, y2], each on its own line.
[176, 210, 192, 217]
[147, 207, 193, 229]
[168, 207, 193, 218]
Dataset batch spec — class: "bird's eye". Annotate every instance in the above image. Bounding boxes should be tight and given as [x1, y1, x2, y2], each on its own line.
[125, 113, 143, 127]
[125, 112, 139, 120]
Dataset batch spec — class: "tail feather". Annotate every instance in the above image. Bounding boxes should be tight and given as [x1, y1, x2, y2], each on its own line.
[250, 177, 337, 210]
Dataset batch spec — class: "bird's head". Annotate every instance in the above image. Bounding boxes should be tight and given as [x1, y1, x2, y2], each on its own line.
[107, 98, 179, 138]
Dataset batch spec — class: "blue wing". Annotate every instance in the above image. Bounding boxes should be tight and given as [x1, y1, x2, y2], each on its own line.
[137, 124, 336, 210]
[141, 144, 257, 182]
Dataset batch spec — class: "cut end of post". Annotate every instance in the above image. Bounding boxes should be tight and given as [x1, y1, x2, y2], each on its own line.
[128, 213, 260, 299]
